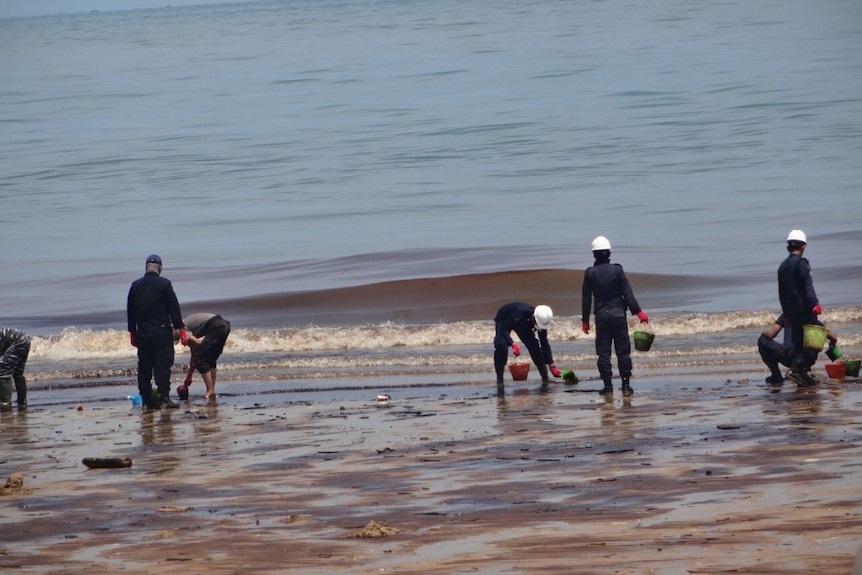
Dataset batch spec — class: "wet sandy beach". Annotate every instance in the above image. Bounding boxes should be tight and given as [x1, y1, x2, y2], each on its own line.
[2, 370, 861, 574]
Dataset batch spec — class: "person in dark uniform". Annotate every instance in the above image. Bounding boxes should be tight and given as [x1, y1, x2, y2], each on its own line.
[127, 254, 185, 409]
[758, 313, 837, 385]
[581, 236, 649, 396]
[0, 328, 30, 410]
[777, 229, 821, 387]
[493, 302, 560, 394]
[178, 313, 231, 402]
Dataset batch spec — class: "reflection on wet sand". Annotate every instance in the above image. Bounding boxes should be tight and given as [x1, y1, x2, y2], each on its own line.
[139, 410, 176, 447]
[495, 384, 555, 418]
[0, 409, 30, 446]
[1, 373, 860, 574]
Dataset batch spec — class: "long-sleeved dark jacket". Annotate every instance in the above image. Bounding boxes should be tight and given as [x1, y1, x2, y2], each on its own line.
[0, 328, 30, 380]
[581, 260, 642, 322]
[0, 328, 30, 356]
[494, 302, 546, 342]
[777, 253, 818, 316]
[127, 271, 184, 332]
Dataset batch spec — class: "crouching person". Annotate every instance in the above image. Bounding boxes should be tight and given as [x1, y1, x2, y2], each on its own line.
[758, 313, 836, 385]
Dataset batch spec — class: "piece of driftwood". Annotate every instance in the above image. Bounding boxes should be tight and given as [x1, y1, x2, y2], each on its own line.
[82, 457, 133, 469]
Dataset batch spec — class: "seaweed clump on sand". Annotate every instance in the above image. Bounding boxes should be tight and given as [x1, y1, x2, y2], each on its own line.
[348, 520, 400, 538]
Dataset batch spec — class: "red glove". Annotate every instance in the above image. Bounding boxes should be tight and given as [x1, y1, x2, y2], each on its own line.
[581, 322, 590, 335]
[550, 366, 561, 378]
[511, 343, 521, 357]
[184, 373, 193, 385]
[812, 304, 822, 315]
[180, 329, 189, 346]
[129, 332, 137, 347]
[637, 311, 649, 323]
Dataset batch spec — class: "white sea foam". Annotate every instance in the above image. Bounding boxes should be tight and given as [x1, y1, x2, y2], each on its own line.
[28, 308, 862, 364]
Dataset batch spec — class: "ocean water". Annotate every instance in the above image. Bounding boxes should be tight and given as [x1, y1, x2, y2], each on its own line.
[1, 0, 861, 387]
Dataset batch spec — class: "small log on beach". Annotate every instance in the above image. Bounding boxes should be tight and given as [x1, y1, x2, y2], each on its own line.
[82, 457, 133, 469]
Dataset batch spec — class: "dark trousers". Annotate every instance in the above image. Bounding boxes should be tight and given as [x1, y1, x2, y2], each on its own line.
[758, 334, 790, 379]
[494, 323, 549, 382]
[0, 339, 29, 403]
[785, 311, 816, 370]
[595, 315, 632, 382]
[758, 333, 818, 378]
[195, 317, 230, 373]
[136, 325, 175, 398]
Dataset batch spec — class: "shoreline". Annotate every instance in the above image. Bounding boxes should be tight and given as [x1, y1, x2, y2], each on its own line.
[2, 369, 861, 574]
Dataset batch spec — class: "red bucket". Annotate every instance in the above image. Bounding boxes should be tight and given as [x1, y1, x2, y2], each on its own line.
[825, 362, 846, 381]
[508, 363, 530, 381]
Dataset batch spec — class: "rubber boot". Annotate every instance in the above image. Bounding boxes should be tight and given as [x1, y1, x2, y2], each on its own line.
[599, 379, 613, 395]
[496, 379, 505, 397]
[788, 369, 818, 388]
[621, 377, 633, 396]
[140, 385, 160, 410]
[15, 378, 27, 409]
[539, 366, 550, 384]
[159, 389, 179, 409]
[0, 376, 13, 411]
[765, 363, 784, 385]
[788, 354, 819, 387]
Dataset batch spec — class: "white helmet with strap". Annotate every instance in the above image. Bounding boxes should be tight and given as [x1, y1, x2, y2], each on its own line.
[787, 229, 807, 243]
[534, 305, 553, 329]
[591, 236, 611, 251]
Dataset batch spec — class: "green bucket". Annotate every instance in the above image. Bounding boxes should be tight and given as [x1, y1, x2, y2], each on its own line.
[633, 330, 655, 352]
[802, 324, 827, 351]
[845, 359, 861, 378]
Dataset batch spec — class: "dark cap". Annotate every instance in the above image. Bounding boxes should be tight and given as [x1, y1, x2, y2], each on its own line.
[145, 254, 162, 266]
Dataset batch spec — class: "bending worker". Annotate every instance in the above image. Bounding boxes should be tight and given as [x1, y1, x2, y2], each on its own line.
[178, 313, 231, 402]
[0, 327, 30, 410]
[493, 302, 560, 393]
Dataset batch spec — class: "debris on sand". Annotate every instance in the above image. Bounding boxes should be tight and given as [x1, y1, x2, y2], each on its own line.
[348, 520, 400, 538]
[82, 457, 133, 469]
[157, 506, 193, 513]
[282, 514, 304, 525]
[1, 473, 29, 496]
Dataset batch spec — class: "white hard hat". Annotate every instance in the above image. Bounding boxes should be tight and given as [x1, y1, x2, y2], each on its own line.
[787, 229, 807, 243]
[534, 305, 553, 329]
[591, 236, 612, 251]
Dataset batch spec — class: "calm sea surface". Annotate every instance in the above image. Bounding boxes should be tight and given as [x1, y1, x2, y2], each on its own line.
[1, 0, 861, 352]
